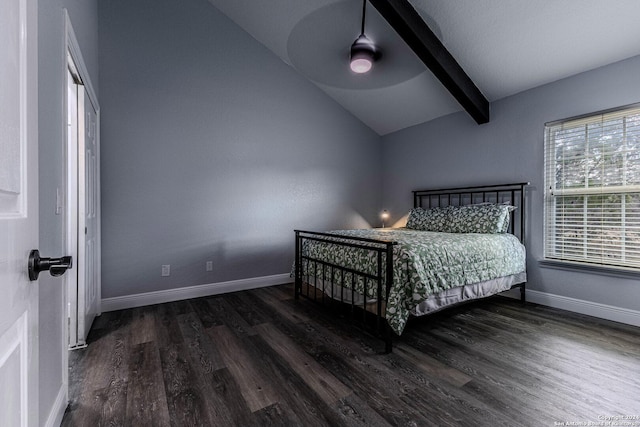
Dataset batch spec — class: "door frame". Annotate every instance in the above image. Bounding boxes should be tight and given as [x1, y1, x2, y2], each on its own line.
[63, 9, 101, 349]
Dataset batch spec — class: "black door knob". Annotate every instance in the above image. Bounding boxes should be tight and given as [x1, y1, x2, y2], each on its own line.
[28, 249, 73, 281]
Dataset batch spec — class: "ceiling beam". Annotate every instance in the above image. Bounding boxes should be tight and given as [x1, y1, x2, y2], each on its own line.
[369, 0, 490, 124]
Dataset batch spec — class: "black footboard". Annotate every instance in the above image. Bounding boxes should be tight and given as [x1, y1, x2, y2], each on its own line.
[294, 230, 397, 353]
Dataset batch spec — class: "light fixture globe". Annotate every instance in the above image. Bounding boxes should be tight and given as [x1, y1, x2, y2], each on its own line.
[350, 34, 377, 74]
[349, 0, 380, 74]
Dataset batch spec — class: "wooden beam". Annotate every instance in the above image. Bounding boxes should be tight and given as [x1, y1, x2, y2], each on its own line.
[369, 0, 490, 124]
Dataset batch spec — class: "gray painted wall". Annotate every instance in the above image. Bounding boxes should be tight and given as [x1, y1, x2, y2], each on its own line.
[382, 54, 640, 313]
[38, 0, 99, 424]
[32, 0, 640, 422]
[99, 0, 382, 299]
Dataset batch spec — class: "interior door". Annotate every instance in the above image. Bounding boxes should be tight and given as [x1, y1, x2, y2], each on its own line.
[0, 0, 40, 425]
[77, 88, 100, 343]
[66, 49, 100, 348]
[66, 66, 81, 348]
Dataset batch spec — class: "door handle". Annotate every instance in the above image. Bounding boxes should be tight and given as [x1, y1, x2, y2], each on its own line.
[28, 249, 73, 281]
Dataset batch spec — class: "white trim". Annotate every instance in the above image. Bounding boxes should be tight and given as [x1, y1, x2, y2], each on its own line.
[101, 274, 292, 312]
[502, 289, 640, 327]
[64, 11, 99, 112]
[526, 290, 640, 327]
[42, 385, 67, 427]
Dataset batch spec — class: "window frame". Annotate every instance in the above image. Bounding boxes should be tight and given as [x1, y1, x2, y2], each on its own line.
[543, 102, 640, 274]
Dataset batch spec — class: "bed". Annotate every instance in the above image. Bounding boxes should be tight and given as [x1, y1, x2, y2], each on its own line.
[294, 183, 528, 353]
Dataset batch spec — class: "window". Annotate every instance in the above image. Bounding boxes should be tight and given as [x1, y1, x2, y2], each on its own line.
[544, 104, 640, 271]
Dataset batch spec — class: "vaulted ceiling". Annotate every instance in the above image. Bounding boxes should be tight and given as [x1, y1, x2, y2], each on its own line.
[208, 0, 640, 135]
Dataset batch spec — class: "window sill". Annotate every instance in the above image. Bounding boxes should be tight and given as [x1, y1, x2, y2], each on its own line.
[538, 259, 640, 279]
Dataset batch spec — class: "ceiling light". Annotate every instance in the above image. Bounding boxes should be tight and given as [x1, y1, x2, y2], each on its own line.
[350, 0, 379, 74]
[350, 35, 376, 73]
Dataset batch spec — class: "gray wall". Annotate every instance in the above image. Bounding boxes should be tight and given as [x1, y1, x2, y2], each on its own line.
[382, 54, 640, 313]
[38, 0, 99, 424]
[99, 0, 381, 299]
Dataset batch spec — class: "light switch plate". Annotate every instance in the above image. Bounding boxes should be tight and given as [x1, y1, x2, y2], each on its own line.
[55, 188, 63, 215]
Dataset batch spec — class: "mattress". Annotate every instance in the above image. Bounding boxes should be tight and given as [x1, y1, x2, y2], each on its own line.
[299, 228, 526, 335]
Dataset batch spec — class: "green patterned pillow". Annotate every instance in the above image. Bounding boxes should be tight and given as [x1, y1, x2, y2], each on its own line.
[447, 204, 513, 234]
[405, 206, 451, 231]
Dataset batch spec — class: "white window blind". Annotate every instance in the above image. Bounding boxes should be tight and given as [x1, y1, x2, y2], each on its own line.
[544, 104, 640, 270]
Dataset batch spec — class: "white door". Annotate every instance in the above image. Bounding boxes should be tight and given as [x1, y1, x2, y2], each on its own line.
[77, 87, 100, 343]
[0, 0, 40, 425]
[65, 31, 101, 348]
[66, 68, 80, 347]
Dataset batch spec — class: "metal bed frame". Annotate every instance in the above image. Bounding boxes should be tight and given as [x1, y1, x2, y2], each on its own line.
[294, 182, 528, 353]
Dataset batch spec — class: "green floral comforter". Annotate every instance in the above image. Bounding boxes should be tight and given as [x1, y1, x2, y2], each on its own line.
[299, 228, 526, 335]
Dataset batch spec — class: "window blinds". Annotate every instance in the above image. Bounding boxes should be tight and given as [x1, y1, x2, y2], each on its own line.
[544, 104, 640, 270]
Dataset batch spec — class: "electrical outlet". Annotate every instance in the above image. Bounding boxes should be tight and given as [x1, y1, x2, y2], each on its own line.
[161, 264, 170, 276]
[206, 261, 213, 271]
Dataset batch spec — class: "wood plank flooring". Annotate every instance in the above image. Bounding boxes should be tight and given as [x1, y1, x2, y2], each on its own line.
[62, 283, 640, 426]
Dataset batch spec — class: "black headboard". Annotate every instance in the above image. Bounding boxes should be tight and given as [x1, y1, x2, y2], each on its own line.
[412, 182, 529, 243]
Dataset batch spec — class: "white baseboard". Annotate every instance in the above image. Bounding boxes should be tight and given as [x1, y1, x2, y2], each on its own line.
[101, 275, 640, 328]
[504, 288, 640, 327]
[101, 273, 291, 312]
[43, 384, 67, 427]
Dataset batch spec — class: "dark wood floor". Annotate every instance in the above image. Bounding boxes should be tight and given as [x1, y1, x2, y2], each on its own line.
[62, 283, 640, 426]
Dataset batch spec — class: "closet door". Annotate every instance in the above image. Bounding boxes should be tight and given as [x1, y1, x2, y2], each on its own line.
[75, 85, 100, 345]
